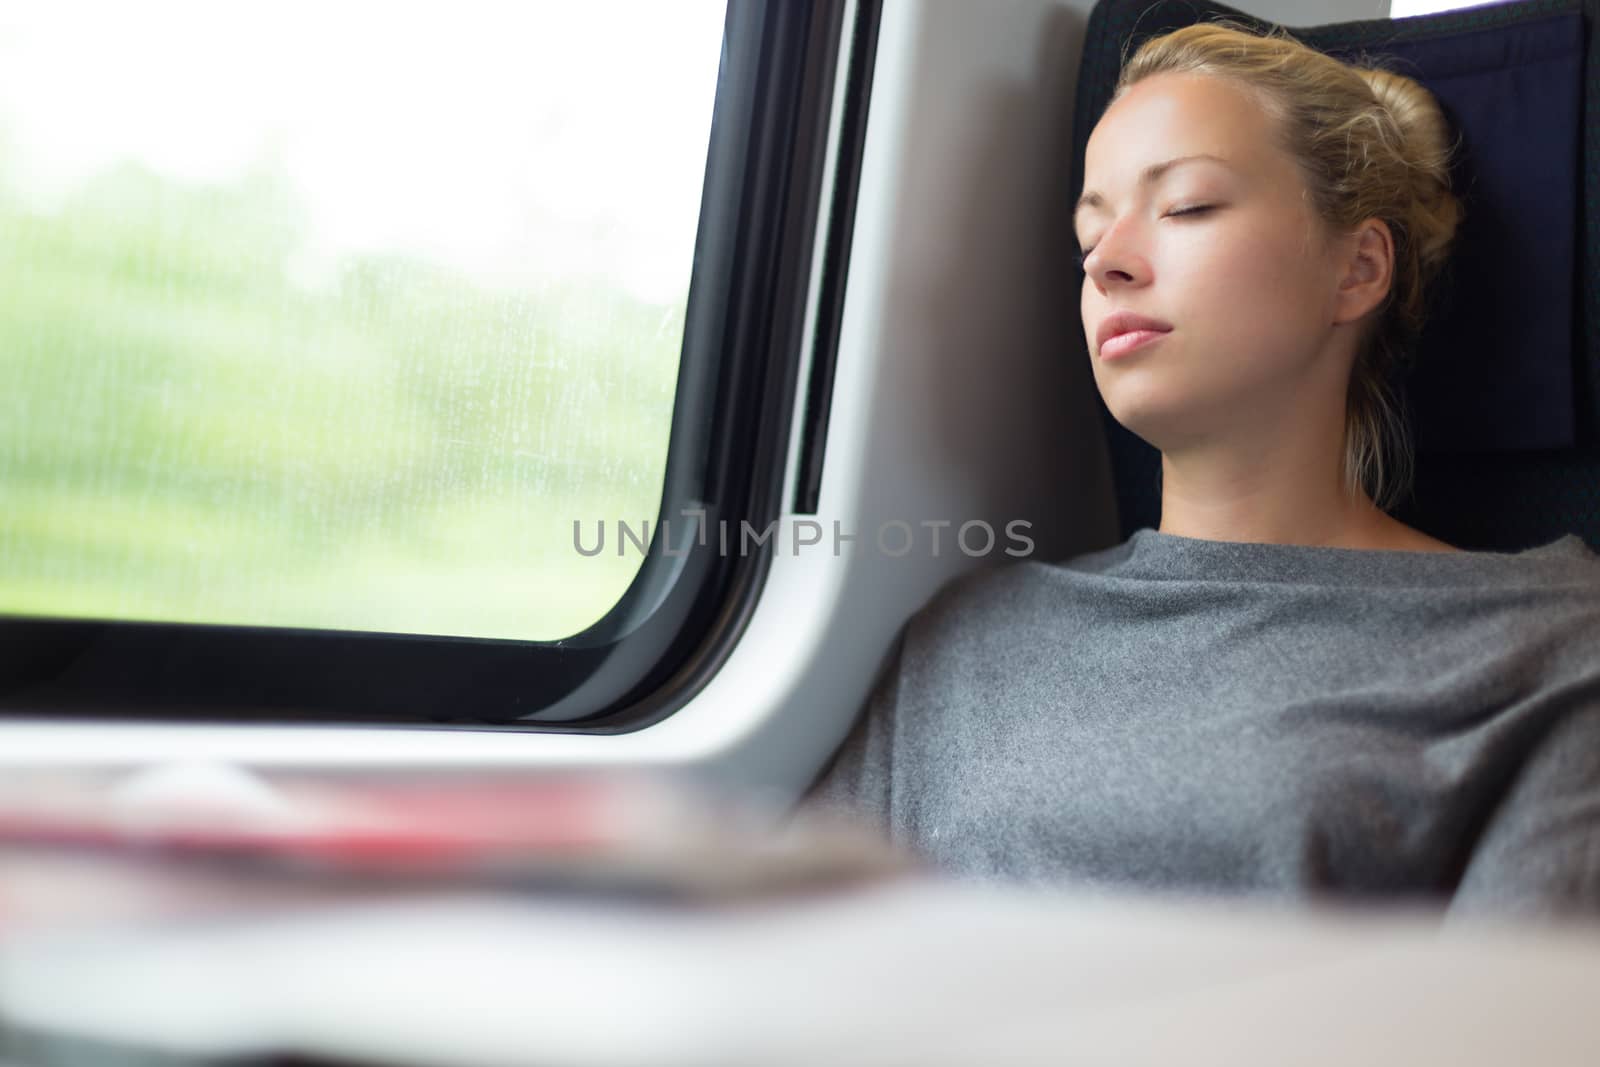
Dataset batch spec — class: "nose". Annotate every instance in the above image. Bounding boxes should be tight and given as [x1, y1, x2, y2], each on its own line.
[1081, 217, 1147, 287]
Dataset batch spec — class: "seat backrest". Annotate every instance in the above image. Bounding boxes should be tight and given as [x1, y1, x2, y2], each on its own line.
[1070, 0, 1600, 552]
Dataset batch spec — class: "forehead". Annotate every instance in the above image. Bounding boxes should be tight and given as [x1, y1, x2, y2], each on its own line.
[1081, 72, 1275, 198]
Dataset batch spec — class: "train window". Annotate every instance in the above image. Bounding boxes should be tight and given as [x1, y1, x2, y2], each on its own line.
[0, 2, 720, 643]
[0, 0, 862, 724]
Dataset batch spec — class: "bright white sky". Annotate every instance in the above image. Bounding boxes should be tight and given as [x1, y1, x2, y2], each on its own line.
[0, 0, 726, 304]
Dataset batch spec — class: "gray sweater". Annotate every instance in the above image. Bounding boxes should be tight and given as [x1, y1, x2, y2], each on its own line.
[804, 528, 1600, 918]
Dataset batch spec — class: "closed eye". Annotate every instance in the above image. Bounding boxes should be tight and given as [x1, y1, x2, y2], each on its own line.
[1075, 205, 1216, 270]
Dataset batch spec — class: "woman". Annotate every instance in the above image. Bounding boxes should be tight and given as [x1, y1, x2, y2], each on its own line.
[804, 21, 1600, 918]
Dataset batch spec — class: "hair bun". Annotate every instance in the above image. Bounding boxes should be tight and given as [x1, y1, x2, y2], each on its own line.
[1357, 67, 1464, 273]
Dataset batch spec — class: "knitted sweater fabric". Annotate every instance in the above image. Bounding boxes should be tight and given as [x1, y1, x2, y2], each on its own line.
[803, 529, 1600, 918]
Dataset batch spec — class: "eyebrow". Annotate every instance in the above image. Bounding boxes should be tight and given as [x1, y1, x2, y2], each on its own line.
[1074, 154, 1232, 218]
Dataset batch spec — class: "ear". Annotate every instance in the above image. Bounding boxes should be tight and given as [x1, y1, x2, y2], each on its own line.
[1331, 218, 1394, 326]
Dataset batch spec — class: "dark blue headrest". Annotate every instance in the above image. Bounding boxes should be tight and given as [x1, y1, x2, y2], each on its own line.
[1327, 9, 1584, 453]
[1071, 0, 1592, 456]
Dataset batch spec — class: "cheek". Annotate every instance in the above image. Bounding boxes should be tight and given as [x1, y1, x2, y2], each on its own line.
[1176, 229, 1324, 354]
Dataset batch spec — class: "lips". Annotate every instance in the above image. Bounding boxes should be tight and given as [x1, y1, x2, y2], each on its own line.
[1100, 330, 1170, 360]
[1096, 311, 1173, 355]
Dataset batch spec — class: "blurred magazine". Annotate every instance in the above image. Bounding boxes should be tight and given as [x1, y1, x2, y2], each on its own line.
[0, 767, 923, 930]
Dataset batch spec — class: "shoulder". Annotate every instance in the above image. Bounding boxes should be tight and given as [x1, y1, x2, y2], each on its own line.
[913, 558, 1055, 630]
[902, 539, 1132, 656]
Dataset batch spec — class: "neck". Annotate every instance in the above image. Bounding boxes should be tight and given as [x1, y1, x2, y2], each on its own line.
[1155, 433, 1394, 549]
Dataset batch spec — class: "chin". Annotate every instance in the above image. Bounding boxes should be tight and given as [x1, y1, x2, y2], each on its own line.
[1098, 380, 1178, 436]
[1100, 391, 1217, 453]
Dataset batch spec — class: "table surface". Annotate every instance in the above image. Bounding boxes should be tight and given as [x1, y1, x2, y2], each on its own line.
[2, 875, 1599, 1067]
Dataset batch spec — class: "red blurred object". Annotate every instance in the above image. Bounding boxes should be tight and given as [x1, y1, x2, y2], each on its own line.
[0, 769, 919, 931]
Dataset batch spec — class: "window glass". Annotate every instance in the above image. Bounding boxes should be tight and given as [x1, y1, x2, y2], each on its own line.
[1389, 0, 1514, 17]
[0, 0, 724, 642]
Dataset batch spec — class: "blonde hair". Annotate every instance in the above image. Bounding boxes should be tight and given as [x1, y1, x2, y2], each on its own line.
[1111, 20, 1465, 512]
